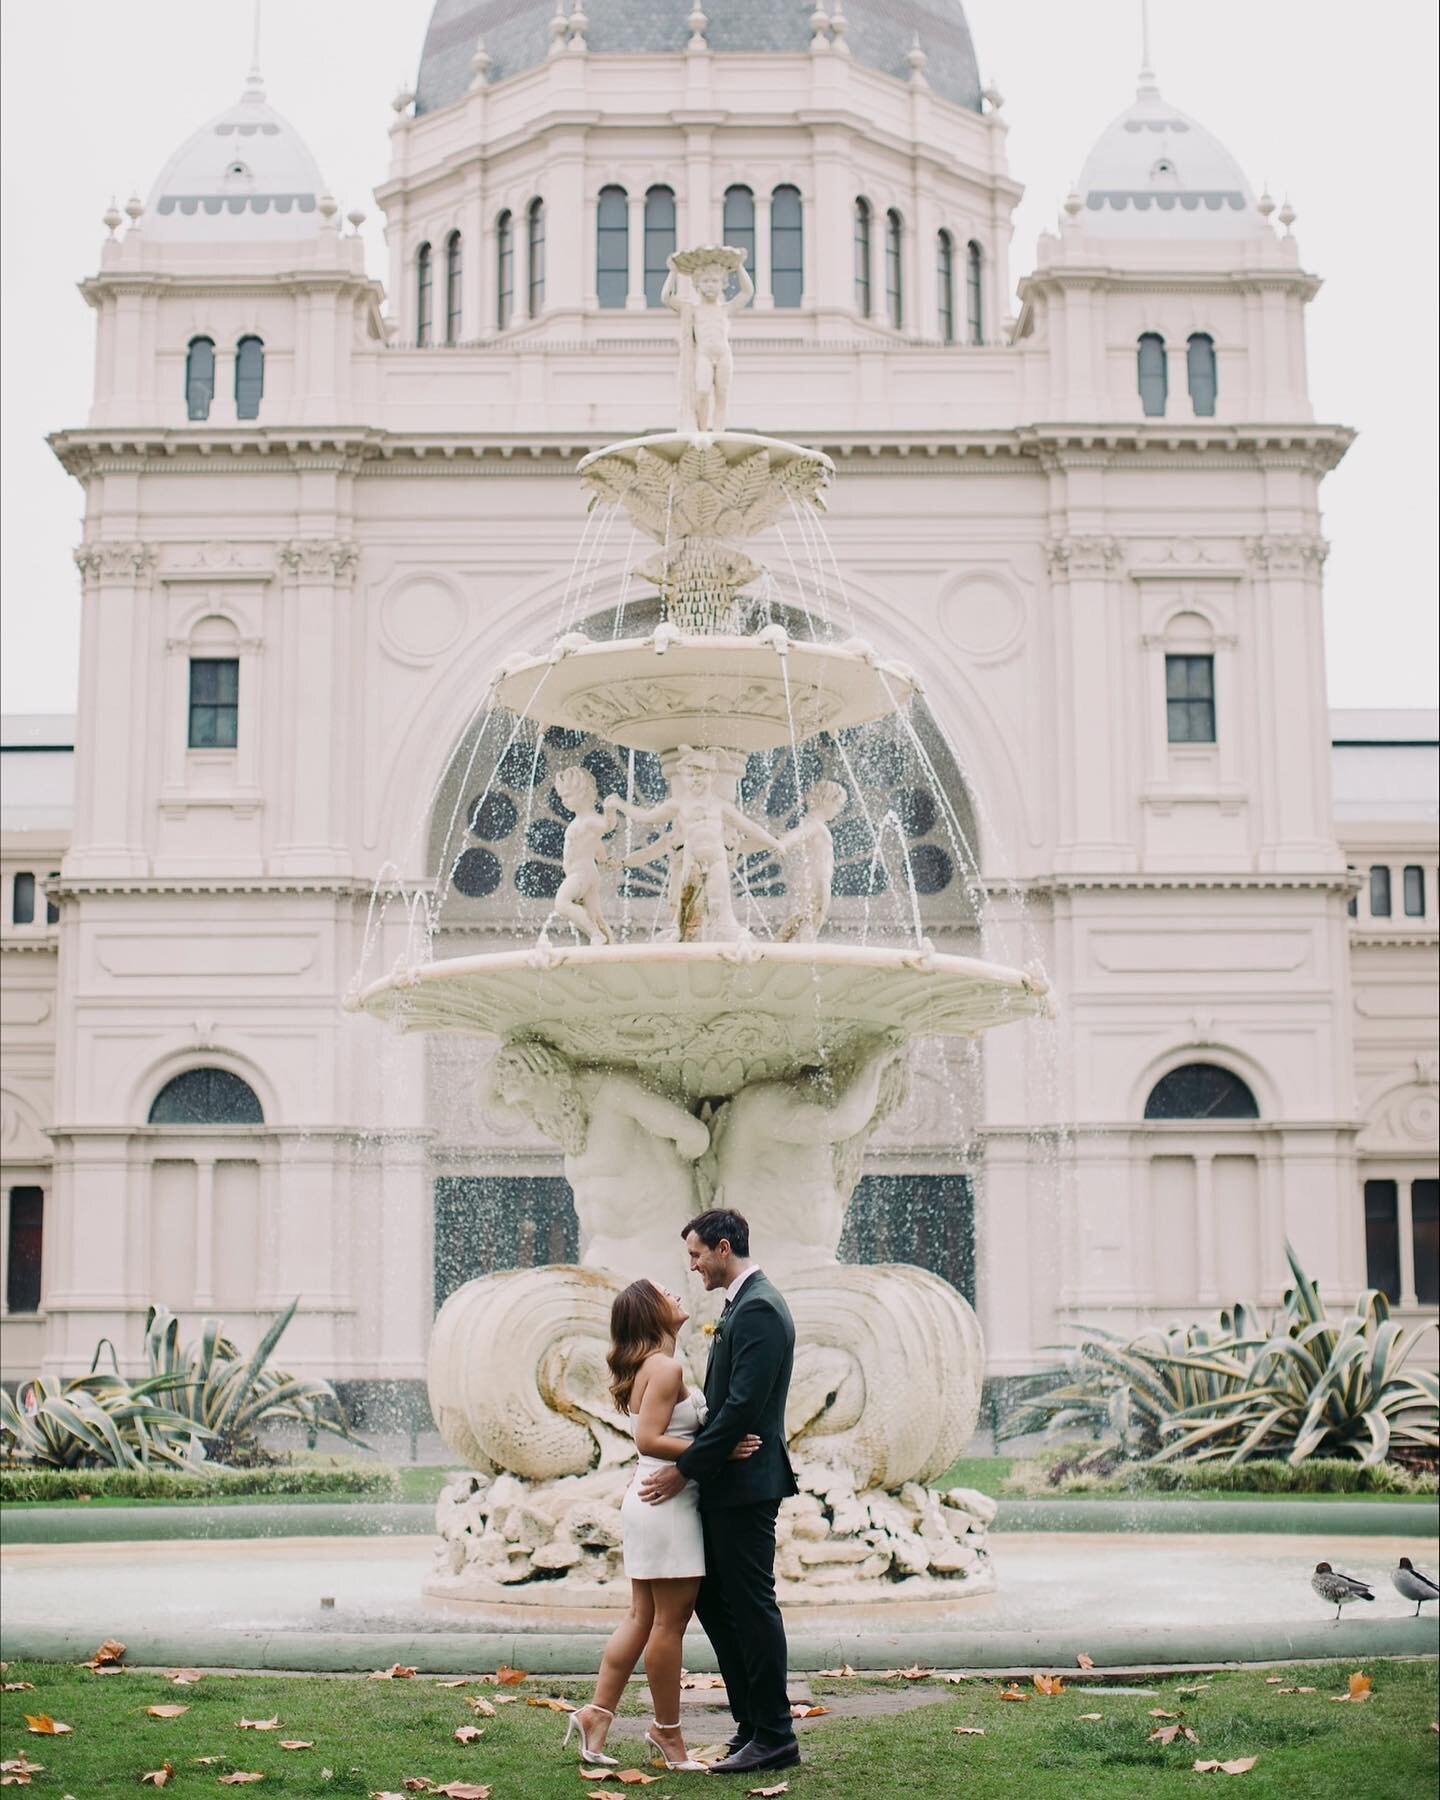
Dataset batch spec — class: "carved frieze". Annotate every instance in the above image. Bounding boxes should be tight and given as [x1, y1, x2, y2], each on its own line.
[280, 539, 361, 581]
[1245, 533, 1329, 572]
[73, 542, 157, 583]
[1044, 535, 1124, 578]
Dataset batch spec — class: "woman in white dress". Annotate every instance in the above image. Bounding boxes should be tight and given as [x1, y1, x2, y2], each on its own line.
[564, 1278, 760, 1773]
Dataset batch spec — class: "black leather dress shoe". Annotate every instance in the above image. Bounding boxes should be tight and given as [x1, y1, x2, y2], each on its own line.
[709, 1738, 801, 1775]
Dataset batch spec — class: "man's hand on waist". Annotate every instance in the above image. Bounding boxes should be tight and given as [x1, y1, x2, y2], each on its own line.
[638, 1463, 689, 1506]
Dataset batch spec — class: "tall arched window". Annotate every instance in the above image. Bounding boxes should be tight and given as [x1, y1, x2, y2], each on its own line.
[445, 231, 463, 344]
[644, 186, 676, 308]
[1144, 1063, 1259, 1121]
[596, 185, 628, 309]
[722, 185, 755, 302]
[770, 184, 803, 308]
[185, 337, 215, 420]
[1137, 332, 1168, 417]
[854, 198, 872, 316]
[885, 209, 904, 329]
[1187, 332, 1217, 417]
[234, 336, 264, 420]
[936, 230, 955, 344]
[965, 240, 983, 345]
[527, 198, 546, 316]
[416, 241, 433, 346]
[149, 1067, 265, 1126]
[495, 210, 514, 330]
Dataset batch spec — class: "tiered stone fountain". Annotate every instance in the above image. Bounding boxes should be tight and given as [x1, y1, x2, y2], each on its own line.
[354, 246, 1050, 1615]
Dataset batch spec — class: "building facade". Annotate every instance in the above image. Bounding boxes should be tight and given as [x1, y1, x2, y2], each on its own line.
[2, 1, 1436, 1408]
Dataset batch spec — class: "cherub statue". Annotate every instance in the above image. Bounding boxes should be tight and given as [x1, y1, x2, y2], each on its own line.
[776, 778, 848, 942]
[662, 245, 754, 435]
[609, 745, 781, 942]
[544, 764, 618, 946]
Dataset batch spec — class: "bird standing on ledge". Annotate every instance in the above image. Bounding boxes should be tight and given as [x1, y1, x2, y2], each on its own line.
[1391, 1556, 1439, 1617]
[1311, 1561, 1375, 1622]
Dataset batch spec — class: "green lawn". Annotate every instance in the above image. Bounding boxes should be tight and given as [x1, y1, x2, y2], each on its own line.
[2, 1661, 1435, 1798]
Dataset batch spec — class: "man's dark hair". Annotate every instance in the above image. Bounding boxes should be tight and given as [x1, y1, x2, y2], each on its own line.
[681, 1207, 750, 1258]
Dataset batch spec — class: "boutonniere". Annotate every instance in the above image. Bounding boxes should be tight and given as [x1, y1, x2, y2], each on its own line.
[702, 1317, 727, 1341]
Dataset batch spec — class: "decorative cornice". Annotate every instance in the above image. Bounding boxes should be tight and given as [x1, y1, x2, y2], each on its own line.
[1246, 533, 1330, 571]
[46, 877, 377, 901]
[1034, 870, 1356, 894]
[1044, 535, 1124, 577]
[1348, 929, 1440, 950]
[280, 538, 361, 580]
[0, 936, 59, 954]
[73, 541, 157, 583]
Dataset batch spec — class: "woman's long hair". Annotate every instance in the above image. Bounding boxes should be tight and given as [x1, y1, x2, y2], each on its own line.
[607, 1279, 673, 1415]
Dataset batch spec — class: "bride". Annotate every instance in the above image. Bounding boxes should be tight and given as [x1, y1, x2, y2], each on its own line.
[564, 1278, 760, 1773]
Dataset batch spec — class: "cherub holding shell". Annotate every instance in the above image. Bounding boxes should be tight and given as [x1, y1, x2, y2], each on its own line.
[545, 764, 620, 946]
[662, 244, 754, 434]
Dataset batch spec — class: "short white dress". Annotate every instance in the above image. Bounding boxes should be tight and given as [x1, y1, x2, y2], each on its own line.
[620, 1388, 707, 1579]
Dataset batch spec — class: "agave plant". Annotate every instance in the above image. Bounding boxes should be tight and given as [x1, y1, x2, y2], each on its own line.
[1006, 1245, 1439, 1468]
[0, 1370, 210, 1470]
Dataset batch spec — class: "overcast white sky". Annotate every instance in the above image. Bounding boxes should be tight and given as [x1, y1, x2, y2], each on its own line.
[2, 0, 1436, 715]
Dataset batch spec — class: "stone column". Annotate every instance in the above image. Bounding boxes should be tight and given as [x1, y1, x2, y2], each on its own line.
[70, 543, 156, 877]
[627, 192, 646, 309]
[753, 190, 773, 310]
[277, 539, 359, 875]
[1046, 528, 1128, 872]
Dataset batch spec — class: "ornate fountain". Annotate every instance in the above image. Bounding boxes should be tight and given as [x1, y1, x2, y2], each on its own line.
[353, 247, 1050, 1612]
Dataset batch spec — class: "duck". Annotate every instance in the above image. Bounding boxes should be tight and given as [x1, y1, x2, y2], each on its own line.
[1391, 1557, 1439, 1618]
[1310, 1562, 1375, 1622]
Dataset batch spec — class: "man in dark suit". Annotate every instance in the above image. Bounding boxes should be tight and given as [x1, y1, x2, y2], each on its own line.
[638, 1205, 800, 1776]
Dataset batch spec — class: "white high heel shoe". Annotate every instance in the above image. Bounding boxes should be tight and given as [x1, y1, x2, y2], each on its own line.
[645, 1720, 710, 1772]
[563, 1703, 619, 1766]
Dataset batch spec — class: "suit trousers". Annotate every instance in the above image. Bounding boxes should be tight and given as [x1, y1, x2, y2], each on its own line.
[696, 1499, 795, 1750]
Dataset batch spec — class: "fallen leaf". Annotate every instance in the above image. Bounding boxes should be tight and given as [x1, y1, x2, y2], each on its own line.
[454, 1725, 484, 1744]
[88, 1638, 127, 1668]
[403, 1783, 434, 1793]
[894, 1665, 935, 1681]
[1193, 1758, 1257, 1776]
[372, 1793, 411, 1800]
[816, 1665, 857, 1678]
[612, 1777, 661, 1788]
[680, 1673, 726, 1690]
[468, 1698, 497, 1718]
[491, 1695, 519, 1706]
[525, 1695, 575, 1712]
[147, 1705, 189, 1719]
[141, 1766, 176, 1788]
[998, 1685, 1029, 1703]
[369, 1665, 419, 1682]
[1296, 1687, 1316, 1694]
[1265, 1676, 1283, 1684]
[193, 1759, 222, 1767]
[23, 1718, 73, 1737]
[168, 1671, 205, 1686]
[953, 1726, 987, 1736]
[279, 1741, 315, 1751]
[1150, 1724, 1201, 1746]
[237, 1717, 280, 1731]
[0, 1764, 43, 1777]
[2, 1685, 35, 1693]
[436, 1678, 473, 1688]
[938, 1673, 971, 1684]
[1076, 1653, 1096, 1670]
[790, 1702, 829, 1717]
[429, 1786, 492, 1799]
[217, 1779, 266, 1788]
[495, 1665, 527, 1685]
[0, 1780, 33, 1789]
[580, 1775, 614, 1784]
[1033, 1674, 1064, 1696]
[1148, 1708, 1179, 1719]
[1275, 1688, 1299, 1695]
[745, 1786, 789, 1798]
[1076, 1713, 1103, 1721]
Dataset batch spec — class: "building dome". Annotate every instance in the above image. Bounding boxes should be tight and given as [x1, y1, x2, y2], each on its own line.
[416, 0, 983, 116]
[142, 67, 328, 242]
[1077, 69, 1263, 239]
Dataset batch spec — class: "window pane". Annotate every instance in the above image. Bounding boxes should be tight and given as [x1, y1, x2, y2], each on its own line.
[885, 211, 903, 328]
[45, 873, 59, 925]
[937, 232, 954, 343]
[417, 243, 433, 345]
[446, 232, 463, 342]
[185, 338, 215, 421]
[596, 186, 628, 308]
[771, 185, 803, 308]
[854, 199, 871, 315]
[965, 240, 982, 345]
[11, 872, 35, 926]
[1403, 865, 1426, 917]
[1166, 655, 1215, 742]
[723, 187, 755, 303]
[6, 1187, 43, 1313]
[1187, 332, 1218, 416]
[1413, 1179, 1439, 1305]
[189, 659, 239, 750]
[644, 187, 676, 308]
[1138, 332, 1167, 416]
[496, 212, 513, 329]
[234, 337, 264, 420]
[1369, 865, 1392, 916]
[1364, 1179, 1400, 1301]
[149, 1067, 264, 1126]
[1145, 1062, 1259, 1120]
[527, 203, 545, 316]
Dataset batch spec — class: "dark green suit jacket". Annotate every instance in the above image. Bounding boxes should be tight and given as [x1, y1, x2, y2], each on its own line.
[676, 1270, 799, 1509]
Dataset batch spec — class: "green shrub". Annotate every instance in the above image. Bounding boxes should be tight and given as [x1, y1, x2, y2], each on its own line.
[0, 1460, 400, 1504]
[1003, 1449, 1437, 1498]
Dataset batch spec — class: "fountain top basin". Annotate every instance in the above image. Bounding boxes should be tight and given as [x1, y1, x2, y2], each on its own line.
[351, 939, 1050, 1100]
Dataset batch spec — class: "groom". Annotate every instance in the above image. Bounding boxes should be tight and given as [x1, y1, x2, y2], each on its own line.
[639, 1206, 800, 1775]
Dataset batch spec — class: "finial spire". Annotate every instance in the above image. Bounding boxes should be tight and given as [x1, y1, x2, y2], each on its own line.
[1137, 0, 1158, 97]
[245, 0, 265, 99]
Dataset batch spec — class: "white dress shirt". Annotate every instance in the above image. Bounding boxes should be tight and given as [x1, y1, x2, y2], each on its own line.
[725, 1264, 762, 1304]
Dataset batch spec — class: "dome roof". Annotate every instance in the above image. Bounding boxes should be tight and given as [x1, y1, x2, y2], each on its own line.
[142, 68, 327, 242]
[1077, 71, 1263, 239]
[416, 0, 982, 116]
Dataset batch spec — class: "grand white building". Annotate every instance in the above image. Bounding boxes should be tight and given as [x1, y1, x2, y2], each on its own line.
[2, 0, 1436, 1418]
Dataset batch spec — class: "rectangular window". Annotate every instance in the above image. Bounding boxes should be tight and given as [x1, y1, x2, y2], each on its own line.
[1346, 867, 1358, 918]
[1403, 865, 1426, 917]
[1413, 1179, 1439, 1305]
[11, 871, 35, 926]
[1369, 865, 1391, 917]
[6, 1187, 44, 1313]
[1165, 654, 1216, 743]
[188, 657, 239, 749]
[46, 873, 59, 926]
[1363, 1178, 1400, 1302]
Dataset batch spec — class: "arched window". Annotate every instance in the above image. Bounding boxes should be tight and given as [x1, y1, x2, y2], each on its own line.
[149, 1067, 264, 1126]
[1144, 1063, 1259, 1121]
[1138, 332, 1167, 417]
[527, 198, 546, 317]
[722, 186, 755, 302]
[1187, 332, 1217, 417]
[185, 337, 215, 420]
[644, 186, 676, 308]
[416, 241, 433, 346]
[445, 231, 463, 344]
[234, 336, 264, 420]
[495, 211, 514, 330]
[770, 184, 803, 308]
[596, 185, 628, 309]
[936, 230, 955, 344]
[965, 240, 983, 345]
[885, 209, 904, 329]
[854, 198, 872, 316]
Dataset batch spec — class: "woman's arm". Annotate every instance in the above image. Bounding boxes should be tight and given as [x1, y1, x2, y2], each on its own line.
[632, 1359, 695, 1462]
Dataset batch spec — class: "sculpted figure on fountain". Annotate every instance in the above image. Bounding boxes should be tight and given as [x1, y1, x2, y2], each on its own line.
[776, 778, 848, 943]
[662, 246, 753, 435]
[546, 764, 620, 945]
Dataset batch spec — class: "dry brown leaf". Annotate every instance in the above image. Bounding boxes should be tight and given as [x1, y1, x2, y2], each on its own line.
[403, 1782, 434, 1793]
[494, 1665, 527, 1685]
[435, 1678, 473, 1688]
[896, 1665, 935, 1681]
[1148, 1708, 1179, 1719]
[938, 1673, 971, 1685]
[454, 1725, 485, 1744]
[998, 1685, 1029, 1703]
[580, 1774, 614, 1783]
[745, 1786, 790, 1798]
[491, 1695, 519, 1706]
[22, 1718, 72, 1737]
[1265, 1675, 1283, 1683]
[167, 1671, 205, 1686]
[1150, 1724, 1201, 1746]
[147, 1705, 189, 1719]
[0, 1762, 43, 1777]
[1296, 1687, 1316, 1694]
[1033, 1674, 1064, 1696]
[429, 1786, 493, 1800]
[369, 1665, 419, 1682]
[468, 1697, 497, 1718]
[217, 1778, 266, 1788]
[680, 1673, 726, 1690]
[237, 1717, 280, 1731]
[1076, 1653, 1096, 1670]
[89, 1638, 127, 1667]
[193, 1759, 222, 1767]
[816, 1665, 857, 1678]
[525, 1695, 575, 1712]
[0, 1780, 33, 1789]
[953, 1726, 987, 1736]
[612, 1776, 661, 1788]
[1349, 1671, 1373, 1700]
[790, 1703, 829, 1718]
[1076, 1713, 1103, 1722]
[141, 1766, 176, 1789]
[1193, 1758, 1257, 1776]
[279, 1741, 315, 1751]
[2, 1685, 35, 1693]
